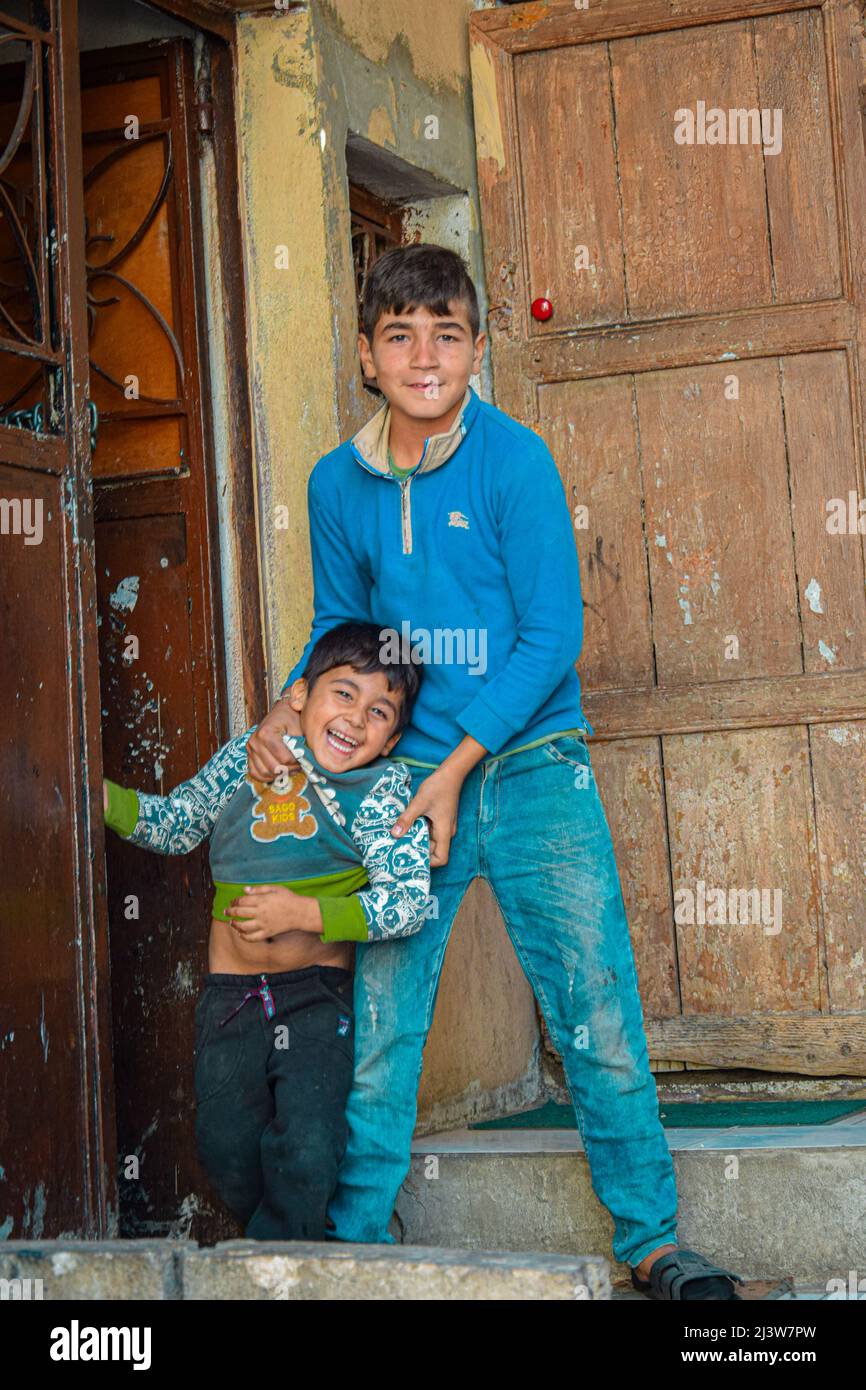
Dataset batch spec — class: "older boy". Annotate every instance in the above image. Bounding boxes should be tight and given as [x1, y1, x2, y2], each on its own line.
[247, 245, 745, 1298]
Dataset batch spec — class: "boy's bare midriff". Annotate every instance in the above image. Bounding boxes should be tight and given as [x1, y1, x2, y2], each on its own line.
[208, 917, 354, 975]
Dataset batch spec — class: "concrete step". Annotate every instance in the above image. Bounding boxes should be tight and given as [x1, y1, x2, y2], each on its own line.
[396, 1124, 866, 1286]
[0, 1239, 612, 1300]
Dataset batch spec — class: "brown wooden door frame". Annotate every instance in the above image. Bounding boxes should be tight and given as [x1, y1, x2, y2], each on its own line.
[57, 0, 116, 1242]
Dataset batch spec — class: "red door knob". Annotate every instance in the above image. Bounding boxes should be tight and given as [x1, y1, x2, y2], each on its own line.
[531, 296, 553, 321]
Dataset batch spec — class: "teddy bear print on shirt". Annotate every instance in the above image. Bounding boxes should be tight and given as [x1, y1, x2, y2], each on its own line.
[247, 770, 319, 842]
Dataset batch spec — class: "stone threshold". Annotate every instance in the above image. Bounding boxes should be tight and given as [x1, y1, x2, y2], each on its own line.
[0, 1239, 611, 1300]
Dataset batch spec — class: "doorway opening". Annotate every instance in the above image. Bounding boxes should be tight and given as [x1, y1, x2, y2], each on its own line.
[80, 0, 263, 1240]
[0, 0, 263, 1239]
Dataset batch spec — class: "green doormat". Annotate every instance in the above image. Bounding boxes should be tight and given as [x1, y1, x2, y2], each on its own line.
[469, 1099, 866, 1130]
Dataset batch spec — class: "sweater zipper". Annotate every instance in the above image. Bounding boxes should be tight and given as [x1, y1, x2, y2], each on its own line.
[397, 437, 430, 556]
[400, 476, 413, 554]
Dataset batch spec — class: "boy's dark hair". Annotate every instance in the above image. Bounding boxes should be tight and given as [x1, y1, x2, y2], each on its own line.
[302, 621, 423, 736]
[361, 242, 481, 348]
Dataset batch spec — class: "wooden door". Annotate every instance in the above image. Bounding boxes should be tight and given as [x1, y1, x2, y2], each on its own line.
[0, 0, 117, 1235]
[470, 0, 866, 1076]
[81, 41, 230, 1237]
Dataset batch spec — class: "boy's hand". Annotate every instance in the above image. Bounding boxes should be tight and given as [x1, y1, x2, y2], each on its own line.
[225, 885, 323, 943]
[247, 697, 303, 782]
[391, 766, 463, 867]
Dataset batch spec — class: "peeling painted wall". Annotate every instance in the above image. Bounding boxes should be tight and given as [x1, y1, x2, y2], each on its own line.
[235, 8, 341, 699]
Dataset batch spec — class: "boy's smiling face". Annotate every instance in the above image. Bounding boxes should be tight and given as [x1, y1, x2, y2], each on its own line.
[285, 665, 404, 773]
[358, 299, 486, 425]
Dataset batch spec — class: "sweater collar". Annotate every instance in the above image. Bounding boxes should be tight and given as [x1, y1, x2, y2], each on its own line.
[350, 384, 479, 477]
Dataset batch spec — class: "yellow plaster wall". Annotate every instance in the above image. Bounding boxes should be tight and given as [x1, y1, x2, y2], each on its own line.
[235, 9, 340, 699]
[323, 0, 474, 91]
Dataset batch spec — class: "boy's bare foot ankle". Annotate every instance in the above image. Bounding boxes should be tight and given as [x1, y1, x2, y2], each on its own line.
[633, 1242, 677, 1280]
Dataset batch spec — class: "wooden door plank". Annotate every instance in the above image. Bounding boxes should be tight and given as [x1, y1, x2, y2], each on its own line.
[538, 376, 654, 690]
[645, 1013, 866, 1074]
[524, 300, 857, 383]
[755, 6, 842, 302]
[637, 357, 801, 684]
[810, 721, 866, 1012]
[514, 43, 625, 331]
[591, 739, 681, 1016]
[612, 21, 772, 321]
[782, 350, 866, 673]
[471, 0, 821, 52]
[664, 726, 823, 1015]
[585, 669, 866, 736]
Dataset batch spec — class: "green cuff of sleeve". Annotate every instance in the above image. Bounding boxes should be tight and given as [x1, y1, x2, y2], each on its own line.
[104, 780, 140, 837]
[318, 895, 369, 943]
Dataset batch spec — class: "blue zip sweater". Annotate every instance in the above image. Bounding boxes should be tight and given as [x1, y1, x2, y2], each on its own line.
[283, 385, 592, 766]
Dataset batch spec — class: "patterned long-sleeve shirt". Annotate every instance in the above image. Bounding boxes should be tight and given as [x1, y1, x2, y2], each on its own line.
[104, 729, 431, 943]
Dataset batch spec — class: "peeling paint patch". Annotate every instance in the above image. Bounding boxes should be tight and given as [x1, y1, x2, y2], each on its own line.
[270, 44, 317, 99]
[678, 579, 693, 626]
[173, 960, 197, 999]
[826, 726, 852, 745]
[469, 40, 506, 172]
[51, 1251, 79, 1275]
[39, 992, 48, 1064]
[0, 1215, 13, 1240]
[804, 578, 823, 614]
[109, 576, 139, 614]
[367, 104, 397, 149]
[654, 533, 667, 547]
[818, 638, 837, 664]
[30, 1183, 46, 1239]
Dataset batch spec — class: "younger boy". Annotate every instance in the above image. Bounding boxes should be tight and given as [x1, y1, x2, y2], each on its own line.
[103, 622, 430, 1241]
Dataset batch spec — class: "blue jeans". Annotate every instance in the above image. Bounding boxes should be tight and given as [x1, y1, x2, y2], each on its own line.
[326, 734, 678, 1267]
